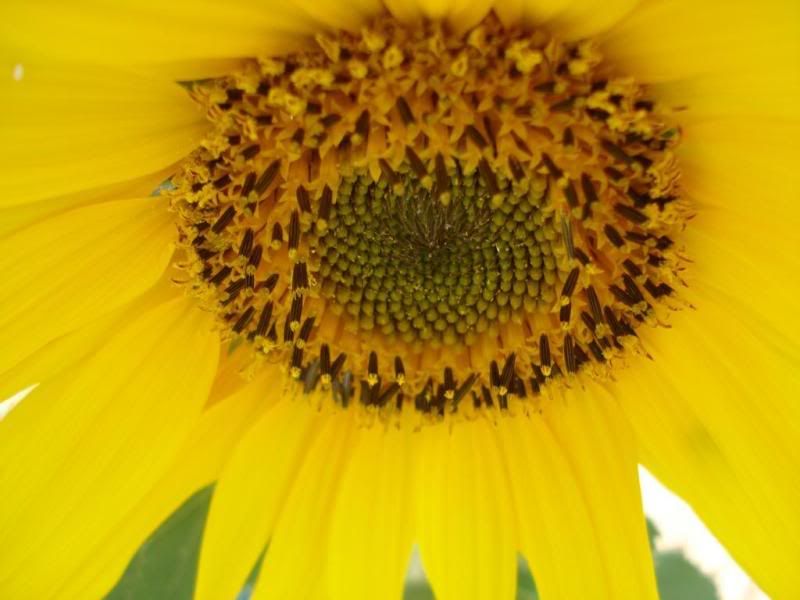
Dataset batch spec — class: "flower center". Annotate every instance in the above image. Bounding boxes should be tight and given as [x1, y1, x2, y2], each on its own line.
[170, 14, 688, 423]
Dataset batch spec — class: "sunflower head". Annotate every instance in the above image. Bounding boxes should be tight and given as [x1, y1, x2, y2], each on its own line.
[170, 13, 688, 424]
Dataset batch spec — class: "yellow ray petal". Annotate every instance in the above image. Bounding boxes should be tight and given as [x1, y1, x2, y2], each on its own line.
[533, 391, 658, 599]
[0, 62, 206, 206]
[0, 168, 170, 241]
[0, 1, 324, 80]
[414, 419, 517, 600]
[617, 305, 800, 599]
[599, 0, 799, 83]
[0, 297, 219, 599]
[541, 0, 641, 40]
[55, 369, 278, 600]
[326, 426, 414, 600]
[496, 404, 642, 600]
[251, 410, 356, 600]
[195, 398, 321, 600]
[679, 119, 800, 342]
[0, 196, 176, 376]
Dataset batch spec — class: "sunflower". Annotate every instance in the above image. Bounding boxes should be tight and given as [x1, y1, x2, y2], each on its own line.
[0, 0, 797, 598]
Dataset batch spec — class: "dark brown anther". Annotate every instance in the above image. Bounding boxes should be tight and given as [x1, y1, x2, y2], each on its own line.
[354, 110, 370, 142]
[539, 334, 551, 368]
[574, 344, 590, 369]
[531, 364, 546, 384]
[393, 356, 406, 382]
[395, 96, 415, 124]
[241, 144, 260, 160]
[227, 135, 241, 146]
[451, 374, 478, 409]
[271, 222, 284, 247]
[500, 353, 517, 389]
[574, 247, 591, 265]
[622, 274, 645, 303]
[581, 311, 597, 332]
[623, 259, 642, 278]
[306, 101, 322, 114]
[377, 383, 401, 406]
[368, 351, 378, 379]
[586, 108, 611, 121]
[648, 254, 666, 267]
[588, 340, 606, 362]
[318, 186, 332, 221]
[291, 129, 305, 147]
[443, 367, 455, 391]
[254, 160, 281, 196]
[625, 231, 649, 245]
[483, 116, 497, 155]
[434, 154, 449, 199]
[560, 267, 580, 299]
[563, 127, 575, 146]
[604, 224, 625, 248]
[288, 210, 301, 253]
[292, 261, 309, 291]
[528, 377, 541, 395]
[634, 99, 655, 111]
[196, 248, 217, 261]
[604, 306, 626, 337]
[248, 245, 263, 270]
[378, 159, 399, 185]
[559, 302, 572, 324]
[478, 158, 499, 195]
[222, 278, 245, 305]
[405, 147, 427, 179]
[238, 229, 254, 257]
[511, 375, 527, 398]
[534, 81, 556, 93]
[564, 179, 579, 208]
[284, 296, 303, 342]
[601, 140, 633, 165]
[262, 273, 279, 293]
[319, 344, 331, 375]
[656, 236, 673, 250]
[330, 352, 347, 379]
[481, 385, 495, 408]
[213, 174, 232, 190]
[510, 130, 532, 155]
[241, 172, 257, 197]
[232, 306, 255, 334]
[296, 186, 311, 213]
[540, 153, 563, 178]
[297, 316, 315, 344]
[290, 346, 304, 373]
[614, 203, 649, 225]
[508, 155, 525, 181]
[465, 124, 488, 150]
[610, 284, 637, 307]
[564, 334, 578, 373]
[211, 206, 236, 233]
[225, 88, 244, 102]
[489, 360, 501, 388]
[266, 322, 278, 344]
[580, 173, 598, 206]
[255, 302, 274, 337]
[657, 282, 674, 296]
[586, 286, 604, 324]
[209, 266, 232, 286]
[550, 97, 576, 112]
[320, 114, 341, 128]
[604, 166, 624, 181]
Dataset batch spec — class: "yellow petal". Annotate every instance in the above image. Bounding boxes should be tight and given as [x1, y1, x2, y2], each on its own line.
[56, 369, 277, 600]
[0, 196, 176, 376]
[496, 410, 619, 599]
[414, 419, 517, 600]
[0, 1, 324, 79]
[0, 168, 170, 241]
[0, 296, 219, 599]
[195, 399, 321, 600]
[0, 61, 206, 206]
[251, 410, 356, 600]
[599, 0, 799, 82]
[539, 0, 641, 40]
[679, 119, 800, 342]
[326, 427, 414, 600]
[617, 305, 800, 599]
[537, 391, 659, 599]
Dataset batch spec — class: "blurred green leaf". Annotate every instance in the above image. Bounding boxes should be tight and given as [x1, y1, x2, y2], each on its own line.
[105, 487, 212, 600]
[108, 490, 719, 600]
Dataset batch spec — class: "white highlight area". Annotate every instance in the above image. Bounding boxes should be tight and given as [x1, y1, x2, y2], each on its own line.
[639, 466, 769, 600]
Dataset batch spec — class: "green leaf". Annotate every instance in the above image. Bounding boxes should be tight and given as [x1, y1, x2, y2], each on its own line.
[105, 487, 213, 600]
